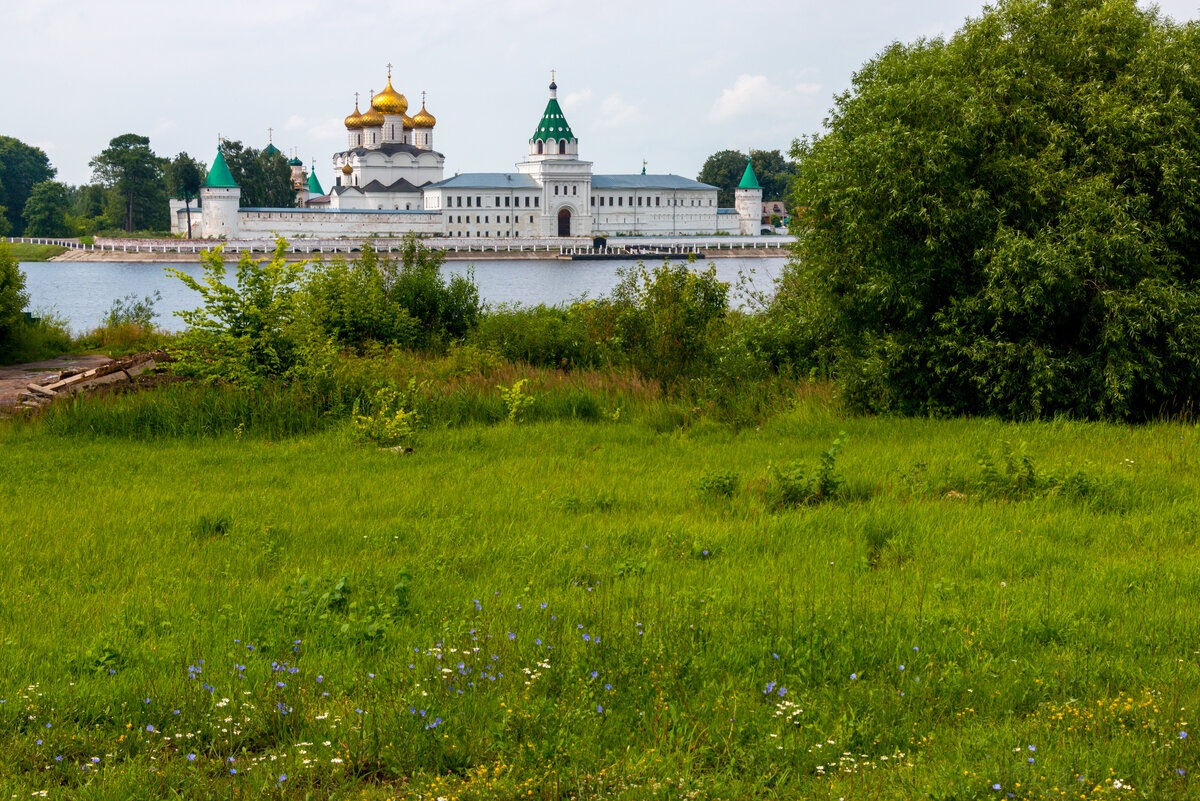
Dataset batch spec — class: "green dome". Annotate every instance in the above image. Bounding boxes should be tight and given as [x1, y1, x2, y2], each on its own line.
[203, 148, 238, 189]
[532, 97, 575, 144]
[287, 156, 303, 167]
[738, 159, 761, 190]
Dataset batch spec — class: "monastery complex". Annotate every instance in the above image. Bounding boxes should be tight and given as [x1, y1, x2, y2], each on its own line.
[172, 70, 765, 242]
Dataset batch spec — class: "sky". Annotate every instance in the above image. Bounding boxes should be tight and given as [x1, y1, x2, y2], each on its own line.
[3, 0, 1197, 188]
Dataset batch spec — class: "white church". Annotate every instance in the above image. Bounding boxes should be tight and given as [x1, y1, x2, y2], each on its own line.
[173, 70, 764, 242]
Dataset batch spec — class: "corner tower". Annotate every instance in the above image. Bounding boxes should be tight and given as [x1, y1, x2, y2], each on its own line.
[735, 156, 763, 235]
[200, 145, 241, 239]
[517, 74, 593, 237]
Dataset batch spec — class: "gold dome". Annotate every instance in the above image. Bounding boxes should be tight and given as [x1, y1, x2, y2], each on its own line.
[412, 103, 436, 129]
[402, 112, 415, 129]
[358, 104, 384, 128]
[344, 100, 363, 130]
[372, 74, 408, 116]
[342, 163, 353, 175]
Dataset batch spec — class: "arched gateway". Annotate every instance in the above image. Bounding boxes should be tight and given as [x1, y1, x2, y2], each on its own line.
[557, 208, 571, 236]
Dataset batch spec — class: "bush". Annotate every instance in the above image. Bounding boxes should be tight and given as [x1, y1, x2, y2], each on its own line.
[166, 238, 308, 385]
[472, 303, 606, 370]
[761, 435, 846, 509]
[0, 242, 29, 362]
[786, 0, 1200, 420]
[302, 249, 418, 349]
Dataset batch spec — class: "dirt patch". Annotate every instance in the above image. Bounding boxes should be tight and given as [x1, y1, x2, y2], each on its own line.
[0, 354, 114, 411]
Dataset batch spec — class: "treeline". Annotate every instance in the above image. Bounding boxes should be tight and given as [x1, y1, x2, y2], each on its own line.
[0, 135, 296, 238]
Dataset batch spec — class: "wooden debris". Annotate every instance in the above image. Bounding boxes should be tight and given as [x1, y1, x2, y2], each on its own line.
[17, 353, 162, 408]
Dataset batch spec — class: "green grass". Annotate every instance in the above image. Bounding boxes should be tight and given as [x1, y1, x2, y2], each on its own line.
[0, 385, 1197, 799]
[7, 242, 68, 261]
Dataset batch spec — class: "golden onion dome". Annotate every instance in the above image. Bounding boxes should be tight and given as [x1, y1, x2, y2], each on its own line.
[358, 105, 384, 128]
[344, 100, 363, 130]
[402, 112, 415, 129]
[412, 103, 436, 129]
[372, 75, 408, 116]
[342, 163, 353, 175]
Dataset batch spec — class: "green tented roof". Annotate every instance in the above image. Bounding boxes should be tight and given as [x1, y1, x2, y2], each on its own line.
[264, 143, 281, 156]
[307, 169, 324, 196]
[738, 159, 761, 189]
[532, 98, 575, 143]
[203, 149, 238, 189]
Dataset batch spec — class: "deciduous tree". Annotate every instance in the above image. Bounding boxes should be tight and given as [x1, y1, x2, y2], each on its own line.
[220, 140, 296, 209]
[167, 152, 205, 238]
[0, 137, 55, 236]
[783, 0, 1200, 420]
[22, 180, 71, 237]
[698, 149, 796, 206]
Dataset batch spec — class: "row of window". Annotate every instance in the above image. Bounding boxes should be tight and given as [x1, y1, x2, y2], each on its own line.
[591, 196, 713, 207]
[446, 195, 541, 209]
[447, 229, 534, 237]
[448, 215, 524, 224]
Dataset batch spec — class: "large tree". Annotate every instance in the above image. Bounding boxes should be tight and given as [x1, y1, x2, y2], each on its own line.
[220, 140, 296, 209]
[698, 148, 796, 207]
[166, 152, 205, 238]
[0, 136, 56, 236]
[22, 180, 71, 237]
[89, 134, 168, 233]
[782, 0, 1200, 421]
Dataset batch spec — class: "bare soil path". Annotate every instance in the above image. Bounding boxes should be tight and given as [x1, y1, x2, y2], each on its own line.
[0, 354, 112, 411]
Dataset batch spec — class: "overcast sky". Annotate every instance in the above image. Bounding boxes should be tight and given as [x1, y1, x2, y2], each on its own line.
[4, 0, 1197, 188]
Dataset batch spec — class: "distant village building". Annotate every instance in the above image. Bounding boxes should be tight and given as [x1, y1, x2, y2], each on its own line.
[172, 69, 761, 240]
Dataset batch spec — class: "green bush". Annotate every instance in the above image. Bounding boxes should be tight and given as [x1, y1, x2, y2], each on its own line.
[301, 248, 418, 349]
[0, 242, 29, 362]
[786, 0, 1200, 420]
[472, 303, 606, 370]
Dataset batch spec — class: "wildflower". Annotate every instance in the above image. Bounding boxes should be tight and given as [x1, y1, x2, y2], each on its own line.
[899, 665, 905, 671]
[36, 739, 42, 745]
[583, 634, 590, 642]
[1181, 731, 1189, 739]
[605, 684, 612, 690]
[368, 673, 374, 678]
[275, 682, 286, 689]
[1178, 769, 1187, 776]
[278, 774, 287, 783]
[187, 754, 195, 762]
[229, 768, 237, 775]
[54, 756, 62, 762]
[850, 673, 857, 680]
[591, 671, 598, 679]
[508, 632, 516, 640]
[1028, 745, 1036, 751]
[316, 675, 323, 683]
[145, 725, 155, 733]
[992, 784, 1001, 791]
[540, 602, 547, 609]
[597, 705, 604, 714]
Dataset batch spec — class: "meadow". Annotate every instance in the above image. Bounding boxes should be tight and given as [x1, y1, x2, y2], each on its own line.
[0, 363, 1197, 800]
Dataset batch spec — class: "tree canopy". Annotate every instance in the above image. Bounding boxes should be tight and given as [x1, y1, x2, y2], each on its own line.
[698, 149, 796, 206]
[0, 137, 56, 236]
[22, 180, 71, 237]
[220, 140, 296, 209]
[167, 152, 205, 239]
[89, 134, 168, 233]
[783, 0, 1200, 421]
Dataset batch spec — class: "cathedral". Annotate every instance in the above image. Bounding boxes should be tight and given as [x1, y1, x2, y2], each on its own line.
[172, 69, 763, 241]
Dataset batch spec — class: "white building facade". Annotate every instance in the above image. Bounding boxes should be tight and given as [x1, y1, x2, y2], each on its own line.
[179, 73, 754, 240]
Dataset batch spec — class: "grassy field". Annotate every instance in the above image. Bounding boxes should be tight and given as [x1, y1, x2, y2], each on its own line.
[0, 377, 1197, 799]
[8, 242, 67, 261]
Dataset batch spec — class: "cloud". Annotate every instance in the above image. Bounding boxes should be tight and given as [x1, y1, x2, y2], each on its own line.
[284, 115, 344, 142]
[594, 94, 642, 129]
[562, 89, 594, 111]
[707, 75, 821, 124]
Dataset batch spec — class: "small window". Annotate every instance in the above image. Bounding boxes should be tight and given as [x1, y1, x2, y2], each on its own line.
[496, 196, 500, 206]
[467, 196, 472, 207]
[656, 197, 660, 206]
[537, 141, 544, 154]
[535, 197, 539, 207]
[555, 185, 559, 195]
[559, 139, 567, 153]
[618, 197, 623, 207]
[629, 196, 633, 206]
[485, 216, 489, 223]
[637, 197, 642, 206]
[505, 197, 510, 207]
[525, 197, 530, 207]
[572, 186, 577, 195]
[476, 196, 481, 207]
[590, 197, 595, 205]
[476, 216, 480, 223]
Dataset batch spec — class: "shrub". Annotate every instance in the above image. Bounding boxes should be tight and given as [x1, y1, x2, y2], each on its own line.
[761, 435, 846, 509]
[166, 238, 308, 385]
[353, 381, 422, 449]
[0, 242, 30, 362]
[301, 249, 418, 349]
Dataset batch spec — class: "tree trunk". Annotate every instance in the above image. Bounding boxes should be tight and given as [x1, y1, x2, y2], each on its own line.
[184, 197, 192, 239]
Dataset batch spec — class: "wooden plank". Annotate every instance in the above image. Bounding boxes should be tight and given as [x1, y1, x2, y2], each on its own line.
[44, 372, 90, 392]
[26, 383, 57, 398]
[123, 358, 156, 378]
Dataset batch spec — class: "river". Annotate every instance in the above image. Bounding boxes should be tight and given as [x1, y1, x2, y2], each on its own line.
[19, 256, 788, 333]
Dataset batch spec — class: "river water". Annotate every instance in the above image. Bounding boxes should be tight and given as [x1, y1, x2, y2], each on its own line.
[19, 256, 788, 333]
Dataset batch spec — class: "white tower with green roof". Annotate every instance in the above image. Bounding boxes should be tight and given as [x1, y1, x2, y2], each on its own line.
[735, 156, 763, 235]
[516, 76, 594, 237]
[200, 145, 241, 239]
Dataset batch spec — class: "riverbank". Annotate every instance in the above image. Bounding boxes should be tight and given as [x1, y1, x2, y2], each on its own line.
[49, 247, 790, 263]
